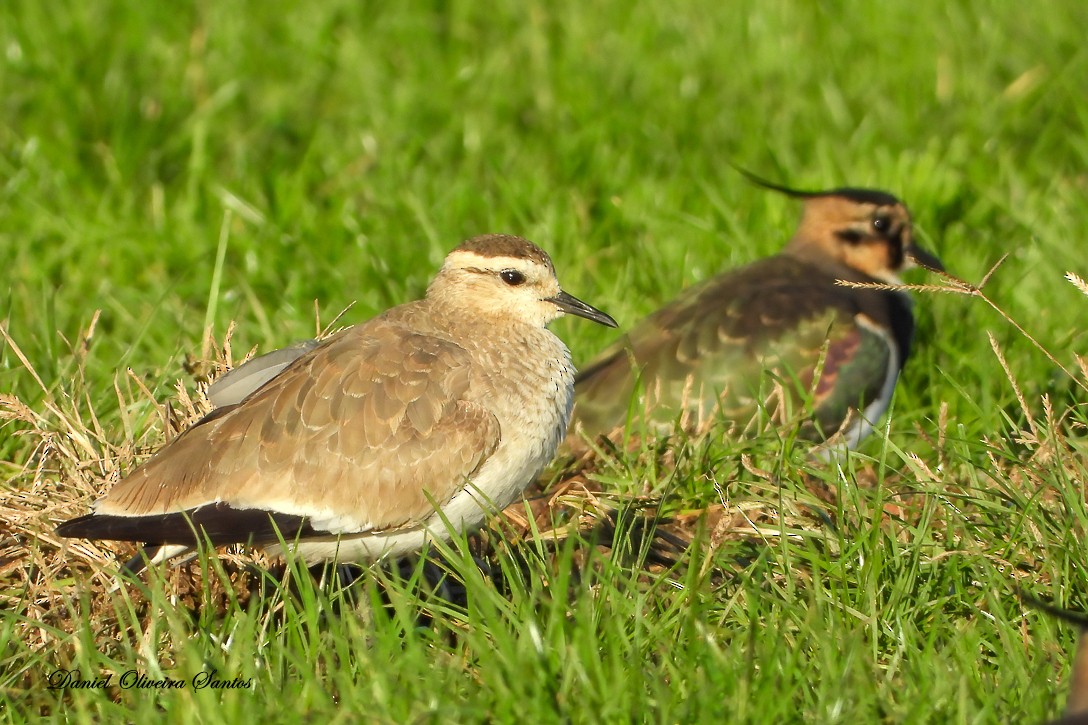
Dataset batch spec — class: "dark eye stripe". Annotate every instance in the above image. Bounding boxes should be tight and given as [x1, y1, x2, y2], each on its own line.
[835, 228, 865, 244]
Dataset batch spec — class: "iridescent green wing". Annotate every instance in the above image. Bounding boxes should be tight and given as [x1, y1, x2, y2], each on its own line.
[572, 255, 901, 441]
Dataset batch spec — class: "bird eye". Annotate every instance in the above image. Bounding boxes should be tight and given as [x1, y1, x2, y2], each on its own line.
[500, 269, 526, 286]
[872, 215, 891, 233]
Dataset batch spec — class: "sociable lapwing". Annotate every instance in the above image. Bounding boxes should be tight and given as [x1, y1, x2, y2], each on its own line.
[57, 234, 617, 571]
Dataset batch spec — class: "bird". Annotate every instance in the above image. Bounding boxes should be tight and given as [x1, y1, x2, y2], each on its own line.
[56, 234, 617, 572]
[568, 173, 943, 453]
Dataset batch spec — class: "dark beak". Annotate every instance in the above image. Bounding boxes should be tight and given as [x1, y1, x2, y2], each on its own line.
[907, 244, 945, 273]
[549, 290, 618, 328]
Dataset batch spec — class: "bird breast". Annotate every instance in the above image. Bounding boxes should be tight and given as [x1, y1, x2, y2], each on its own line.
[464, 323, 576, 502]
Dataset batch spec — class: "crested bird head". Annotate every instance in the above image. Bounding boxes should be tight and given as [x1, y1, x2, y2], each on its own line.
[737, 169, 944, 284]
[431, 234, 617, 329]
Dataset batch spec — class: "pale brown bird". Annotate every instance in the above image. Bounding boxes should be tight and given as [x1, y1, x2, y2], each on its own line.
[56, 234, 617, 572]
[569, 174, 943, 452]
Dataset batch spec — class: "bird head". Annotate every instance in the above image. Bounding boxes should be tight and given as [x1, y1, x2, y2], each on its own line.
[432, 234, 617, 329]
[737, 169, 944, 284]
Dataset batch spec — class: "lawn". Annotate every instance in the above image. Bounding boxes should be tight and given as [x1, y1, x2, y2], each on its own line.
[2, 0, 1088, 721]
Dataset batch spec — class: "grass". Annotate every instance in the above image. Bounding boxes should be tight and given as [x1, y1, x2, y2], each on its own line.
[3, 0, 1088, 721]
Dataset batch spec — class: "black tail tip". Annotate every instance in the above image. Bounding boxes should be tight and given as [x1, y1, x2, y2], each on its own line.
[55, 514, 95, 539]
